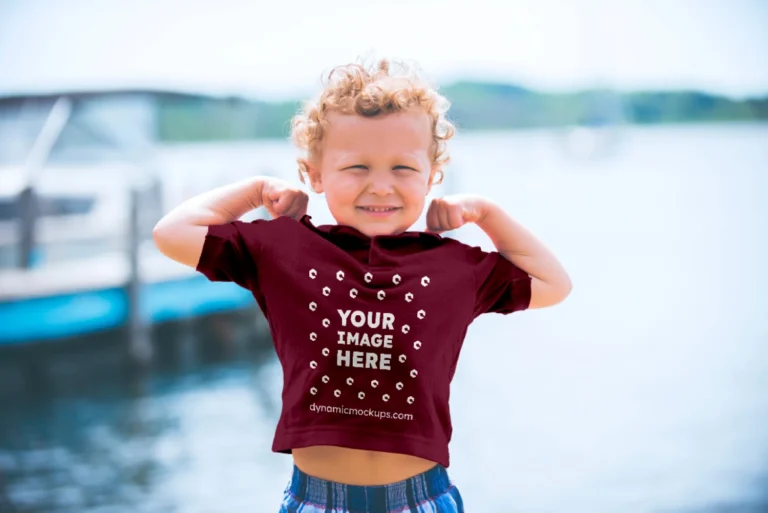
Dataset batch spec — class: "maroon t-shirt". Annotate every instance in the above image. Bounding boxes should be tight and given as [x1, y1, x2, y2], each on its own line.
[196, 214, 531, 467]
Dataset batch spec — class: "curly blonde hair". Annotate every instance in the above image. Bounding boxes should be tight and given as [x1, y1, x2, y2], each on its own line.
[291, 58, 456, 186]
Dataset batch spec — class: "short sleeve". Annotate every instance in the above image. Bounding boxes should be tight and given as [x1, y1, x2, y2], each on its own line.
[196, 220, 266, 291]
[469, 246, 532, 317]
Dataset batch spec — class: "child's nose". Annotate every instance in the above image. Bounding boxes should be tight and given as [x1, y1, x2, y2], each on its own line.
[366, 172, 395, 195]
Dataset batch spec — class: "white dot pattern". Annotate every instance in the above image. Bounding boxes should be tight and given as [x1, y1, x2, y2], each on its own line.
[305, 267, 431, 406]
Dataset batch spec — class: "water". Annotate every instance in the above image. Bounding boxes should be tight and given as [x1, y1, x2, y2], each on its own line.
[1, 124, 767, 512]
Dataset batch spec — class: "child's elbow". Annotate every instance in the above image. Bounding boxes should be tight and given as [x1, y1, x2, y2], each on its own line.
[552, 273, 573, 305]
[152, 227, 169, 262]
[152, 220, 208, 269]
[529, 274, 572, 309]
[152, 218, 180, 260]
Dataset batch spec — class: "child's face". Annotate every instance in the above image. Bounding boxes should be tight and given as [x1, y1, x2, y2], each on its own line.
[307, 109, 438, 237]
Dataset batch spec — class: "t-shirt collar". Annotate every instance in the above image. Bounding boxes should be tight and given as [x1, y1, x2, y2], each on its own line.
[299, 215, 442, 243]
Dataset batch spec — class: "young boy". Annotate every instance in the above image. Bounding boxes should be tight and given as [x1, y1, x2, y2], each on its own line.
[153, 58, 571, 512]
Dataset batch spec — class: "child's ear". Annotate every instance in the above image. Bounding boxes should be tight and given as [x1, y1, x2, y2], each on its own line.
[427, 166, 444, 194]
[303, 161, 324, 194]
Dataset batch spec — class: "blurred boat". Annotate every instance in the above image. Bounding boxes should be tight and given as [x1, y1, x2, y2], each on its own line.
[0, 91, 258, 347]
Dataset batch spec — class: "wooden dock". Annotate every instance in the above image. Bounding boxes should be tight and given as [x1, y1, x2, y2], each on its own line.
[0, 241, 255, 345]
[0, 92, 285, 361]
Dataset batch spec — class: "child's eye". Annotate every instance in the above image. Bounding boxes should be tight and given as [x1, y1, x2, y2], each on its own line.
[341, 165, 418, 172]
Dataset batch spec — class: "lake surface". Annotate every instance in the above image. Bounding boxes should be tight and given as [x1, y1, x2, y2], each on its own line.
[1, 123, 767, 512]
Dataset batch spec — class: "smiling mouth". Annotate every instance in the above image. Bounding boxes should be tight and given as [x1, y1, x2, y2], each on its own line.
[357, 206, 401, 213]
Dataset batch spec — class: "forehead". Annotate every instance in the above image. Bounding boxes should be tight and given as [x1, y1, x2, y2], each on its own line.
[321, 110, 432, 160]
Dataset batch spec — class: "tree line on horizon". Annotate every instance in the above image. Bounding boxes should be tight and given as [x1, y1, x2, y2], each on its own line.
[156, 81, 768, 141]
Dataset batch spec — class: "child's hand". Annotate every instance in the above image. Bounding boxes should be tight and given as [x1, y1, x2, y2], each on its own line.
[426, 194, 489, 233]
[261, 177, 309, 220]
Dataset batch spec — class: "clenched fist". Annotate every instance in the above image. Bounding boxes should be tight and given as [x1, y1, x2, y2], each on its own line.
[261, 177, 309, 220]
[425, 194, 489, 233]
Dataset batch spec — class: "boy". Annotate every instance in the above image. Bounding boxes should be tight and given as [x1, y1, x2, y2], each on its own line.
[154, 58, 571, 512]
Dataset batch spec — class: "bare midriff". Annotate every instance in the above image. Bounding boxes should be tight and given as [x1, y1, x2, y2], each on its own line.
[292, 445, 438, 485]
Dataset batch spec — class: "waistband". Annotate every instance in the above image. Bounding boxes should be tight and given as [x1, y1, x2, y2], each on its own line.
[287, 463, 454, 511]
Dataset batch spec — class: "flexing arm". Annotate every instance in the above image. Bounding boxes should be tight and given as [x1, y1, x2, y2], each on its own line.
[152, 177, 268, 268]
[427, 194, 572, 309]
[475, 200, 572, 309]
[154, 174, 311, 270]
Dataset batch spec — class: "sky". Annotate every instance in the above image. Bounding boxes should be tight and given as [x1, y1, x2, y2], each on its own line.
[0, 0, 766, 100]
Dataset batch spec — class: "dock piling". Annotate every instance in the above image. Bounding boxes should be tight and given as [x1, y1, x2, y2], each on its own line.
[127, 187, 152, 367]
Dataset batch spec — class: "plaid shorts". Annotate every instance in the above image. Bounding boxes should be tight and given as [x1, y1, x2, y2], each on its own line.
[279, 462, 464, 512]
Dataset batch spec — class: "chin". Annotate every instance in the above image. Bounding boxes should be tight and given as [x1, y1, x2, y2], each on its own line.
[358, 223, 401, 237]
[333, 208, 418, 237]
